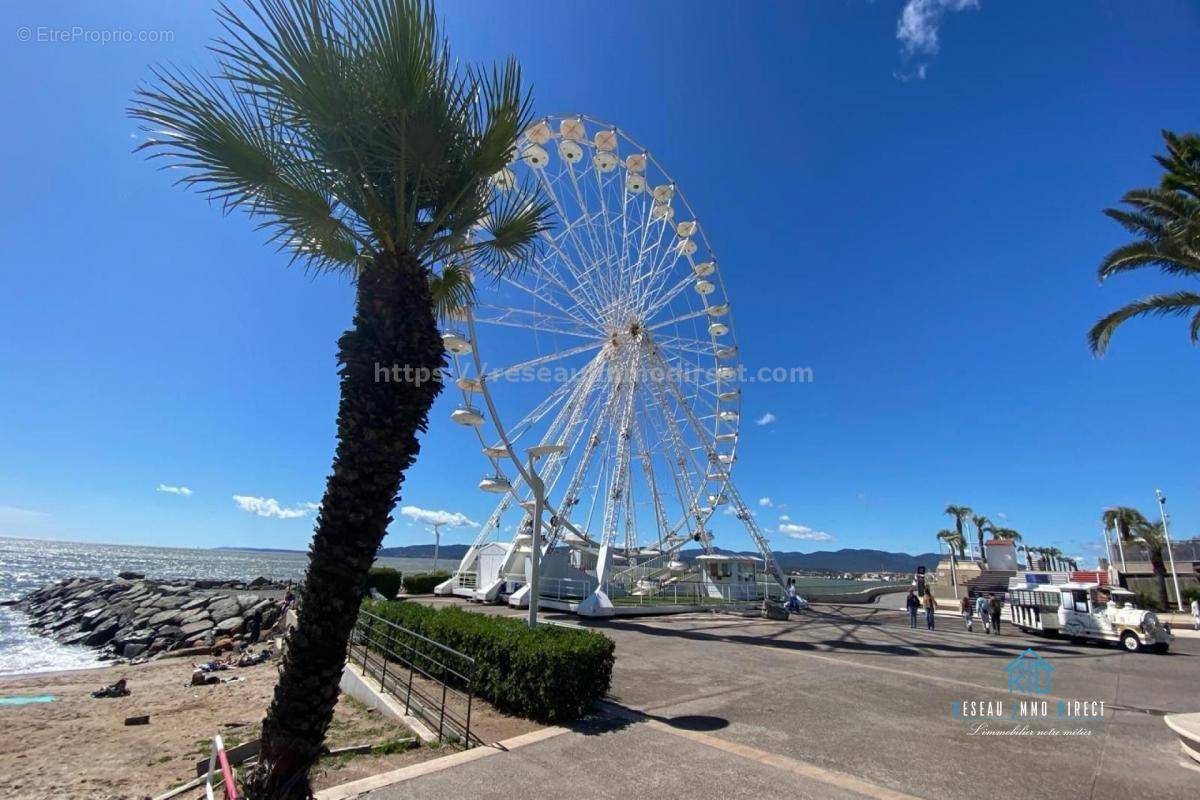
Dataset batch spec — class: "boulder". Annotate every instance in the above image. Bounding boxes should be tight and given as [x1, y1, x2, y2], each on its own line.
[123, 642, 149, 658]
[207, 597, 240, 622]
[214, 616, 244, 635]
[118, 571, 145, 580]
[180, 620, 213, 638]
[179, 608, 211, 625]
[148, 609, 180, 626]
[181, 596, 209, 611]
[235, 594, 261, 611]
[83, 622, 120, 647]
[151, 595, 187, 610]
[248, 576, 272, 588]
[156, 625, 184, 642]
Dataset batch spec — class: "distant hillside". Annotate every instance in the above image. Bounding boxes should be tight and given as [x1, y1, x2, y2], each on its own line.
[682, 547, 940, 574]
[375, 543, 937, 573]
[377, 544, 470, 559]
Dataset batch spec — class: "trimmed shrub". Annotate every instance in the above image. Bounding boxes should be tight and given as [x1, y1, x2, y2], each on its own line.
[400, 571, 451, 595]
[362, 599, 614, 723]
[366, 567, 402, 600]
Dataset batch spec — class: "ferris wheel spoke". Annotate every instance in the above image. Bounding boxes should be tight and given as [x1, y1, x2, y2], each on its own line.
[483, 340, 604, 382]
[535, 167, 612, 317]
[472, 304, 601, 341]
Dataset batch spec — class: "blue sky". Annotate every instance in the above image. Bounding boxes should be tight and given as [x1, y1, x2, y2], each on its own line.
[1, 1, 1198, 565]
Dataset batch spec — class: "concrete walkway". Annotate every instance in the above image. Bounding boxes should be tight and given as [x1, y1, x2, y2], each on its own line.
[353, 601, 1200, 800]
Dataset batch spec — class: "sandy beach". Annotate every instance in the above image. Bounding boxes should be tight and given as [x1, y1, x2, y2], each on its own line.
[0, 655, 537, 800]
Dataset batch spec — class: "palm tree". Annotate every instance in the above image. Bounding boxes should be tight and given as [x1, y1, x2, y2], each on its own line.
[1041, 546, 1064, 571]
[991, 527, 1021, 543]
[970, 513, 991, 565]
[130, 2, 549, 796]
[1089, 131, 1200, 355]
[1133, 520, 1172, 610]
[1102, 506, 1148, 577]
[936, 529, 965, 598]
[945, 504, 974, 562]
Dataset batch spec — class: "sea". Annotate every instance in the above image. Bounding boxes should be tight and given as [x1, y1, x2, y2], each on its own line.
[0, 536, 437, 677]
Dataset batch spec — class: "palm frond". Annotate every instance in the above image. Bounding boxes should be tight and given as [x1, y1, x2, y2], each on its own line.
[130, 0, 549, 288]
[1096, 239, 1200, 282]
[1088, 291, 1200, 355]
[428, 262, 475, 324]
[130, 64, 365, 273]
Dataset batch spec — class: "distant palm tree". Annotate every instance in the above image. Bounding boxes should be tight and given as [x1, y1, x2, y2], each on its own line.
[1133, 521, 1172, 610]
[130, 2, 549, 796]
[1089, 131, 1200, 355]
[991, 527, 1021, 543]
[971, 513, 991, 566]
[945, 504, 974, 562]
[936, 529, 965, 598]
[1019, 544, 1036, 570]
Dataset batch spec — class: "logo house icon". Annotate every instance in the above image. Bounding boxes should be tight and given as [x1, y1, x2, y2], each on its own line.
[1005, 648, 1055, 695]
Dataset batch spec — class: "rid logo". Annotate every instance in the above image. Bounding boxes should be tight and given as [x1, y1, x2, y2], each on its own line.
[1005, 648, 1055, 695]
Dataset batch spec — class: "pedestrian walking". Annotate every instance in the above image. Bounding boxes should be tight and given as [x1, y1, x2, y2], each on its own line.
[1190, 597, 1199, 632]
[989, 593, 1003, 635]
[975, 594, 990, 633]
[906, 589, 920, 628]
[924, 590, 937, 630]
[960, 595, 973, 631]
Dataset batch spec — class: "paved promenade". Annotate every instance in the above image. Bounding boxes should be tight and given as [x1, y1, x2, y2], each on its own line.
[356, 601, 1200, 800]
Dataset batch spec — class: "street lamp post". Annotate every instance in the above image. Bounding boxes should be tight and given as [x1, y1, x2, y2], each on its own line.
[526, 450, 546, 629]
[1155, 489, 1185, 612]
[432, 523, 443, 572]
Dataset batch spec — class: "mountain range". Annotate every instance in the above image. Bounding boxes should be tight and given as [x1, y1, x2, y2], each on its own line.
[376, 544, 939, 573]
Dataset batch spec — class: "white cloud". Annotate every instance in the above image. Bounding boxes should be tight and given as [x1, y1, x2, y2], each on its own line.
[779, 522, 835, 543]
[895, 0, 979, 79]
[996, 511, 1008, 520]
[232, 495, 317, 520]
[157, 484, 193, 497]
[400, 505, 479, 529]
[779, 514, 791, 522]
[758, 497, 773, 508]
[755, 412, 776, 426]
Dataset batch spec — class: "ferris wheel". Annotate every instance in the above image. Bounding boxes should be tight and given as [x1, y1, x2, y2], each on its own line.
[436, 114, 783, 614]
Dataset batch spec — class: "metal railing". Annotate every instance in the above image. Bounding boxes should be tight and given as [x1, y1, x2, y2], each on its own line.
[348, 610, 476, 747]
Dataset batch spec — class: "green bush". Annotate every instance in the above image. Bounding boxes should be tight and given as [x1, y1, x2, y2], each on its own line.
[400, 571, 451, 595]
[362, 600, 614, 723]
[1180, 586, 1200, 607]
[366, 567, 402, 600]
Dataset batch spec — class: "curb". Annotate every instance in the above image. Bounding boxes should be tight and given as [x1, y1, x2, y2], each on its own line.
[314, 726, 569, 800]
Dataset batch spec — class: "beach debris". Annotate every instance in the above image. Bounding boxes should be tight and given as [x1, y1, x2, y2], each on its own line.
[0, 694, 57, 706]
[92, 678, 131, 699]
[124, 714, 150, 726]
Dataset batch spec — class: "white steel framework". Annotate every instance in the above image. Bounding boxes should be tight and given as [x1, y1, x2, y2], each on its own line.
[435, 114, 784, 614]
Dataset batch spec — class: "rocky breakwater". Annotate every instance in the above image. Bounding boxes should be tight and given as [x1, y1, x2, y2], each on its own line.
[15, 575, 289, 661]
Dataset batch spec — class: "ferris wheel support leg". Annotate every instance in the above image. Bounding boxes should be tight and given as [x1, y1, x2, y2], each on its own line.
[578, 545, 615, 617]
[577, 590, 614, 618]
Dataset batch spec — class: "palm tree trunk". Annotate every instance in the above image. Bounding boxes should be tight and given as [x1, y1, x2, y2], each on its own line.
[1149, 548, 1170, 611]
[245, 252, 444, 799]
[976, 524, 987, 566]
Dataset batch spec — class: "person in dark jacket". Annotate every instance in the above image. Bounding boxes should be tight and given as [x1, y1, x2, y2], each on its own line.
[988, 593, 1003, 635]
[906, 589, 920, 628]
[248, 609, 263, 644]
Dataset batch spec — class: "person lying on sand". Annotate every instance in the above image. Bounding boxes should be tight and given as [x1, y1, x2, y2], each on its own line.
[91, 678, 130, 698]
[236, 649, 270, 667]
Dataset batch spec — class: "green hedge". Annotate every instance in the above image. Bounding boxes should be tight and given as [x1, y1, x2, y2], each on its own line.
[401, 571, 451, 595]
[362, 600, 614, 723]
[367, 567, 402, 600]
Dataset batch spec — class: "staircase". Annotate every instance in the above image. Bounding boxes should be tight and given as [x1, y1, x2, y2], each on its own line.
[965, 569, 1016, 598]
